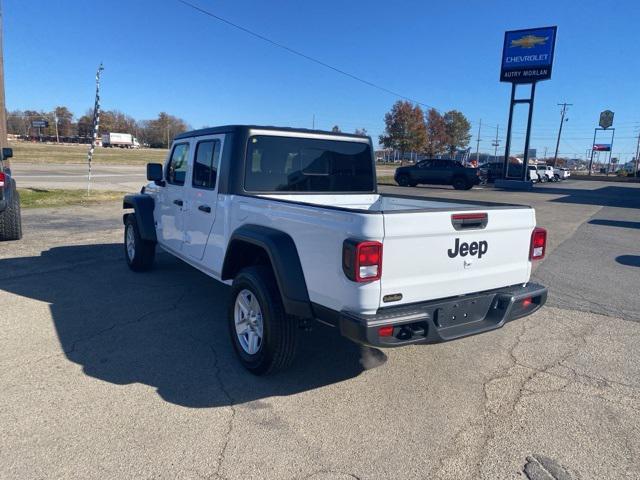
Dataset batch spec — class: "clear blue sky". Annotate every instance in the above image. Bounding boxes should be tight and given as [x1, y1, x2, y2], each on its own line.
[4, 0, 640, 160]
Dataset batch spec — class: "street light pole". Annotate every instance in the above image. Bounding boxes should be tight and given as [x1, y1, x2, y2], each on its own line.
[553, 102, 572, 167]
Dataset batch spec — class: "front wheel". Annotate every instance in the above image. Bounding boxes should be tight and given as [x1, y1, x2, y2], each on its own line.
[124, 214, 155, 271]
[228, 266, 298, 375]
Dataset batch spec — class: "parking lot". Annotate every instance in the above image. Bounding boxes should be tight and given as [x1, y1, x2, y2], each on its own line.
[1, 179, 639, 479]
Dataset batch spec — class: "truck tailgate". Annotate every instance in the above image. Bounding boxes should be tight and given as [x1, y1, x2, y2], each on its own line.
[381, 207, 535, 307]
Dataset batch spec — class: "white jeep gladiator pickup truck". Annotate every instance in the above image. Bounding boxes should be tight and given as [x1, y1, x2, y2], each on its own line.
[123, 125, 548, 375]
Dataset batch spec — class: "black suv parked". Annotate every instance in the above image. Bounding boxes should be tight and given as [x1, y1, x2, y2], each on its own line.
[394, 159, 480, 190]
[0, 147, 22, 241]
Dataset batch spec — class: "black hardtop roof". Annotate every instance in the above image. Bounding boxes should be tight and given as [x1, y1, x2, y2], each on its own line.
[174, 125, 370, 141]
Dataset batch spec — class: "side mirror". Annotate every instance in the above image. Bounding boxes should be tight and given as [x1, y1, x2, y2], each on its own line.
[146, 163, 164, 186]
[2, 147, 13, 160]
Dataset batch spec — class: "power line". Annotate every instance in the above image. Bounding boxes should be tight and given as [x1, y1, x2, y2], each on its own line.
[176, 0, 498, 129]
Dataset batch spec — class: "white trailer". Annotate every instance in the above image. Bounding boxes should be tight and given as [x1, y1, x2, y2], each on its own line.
[102, 133, 140, 149]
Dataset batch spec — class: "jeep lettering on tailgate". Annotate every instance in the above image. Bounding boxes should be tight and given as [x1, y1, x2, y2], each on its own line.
[448, 238, 488, 259]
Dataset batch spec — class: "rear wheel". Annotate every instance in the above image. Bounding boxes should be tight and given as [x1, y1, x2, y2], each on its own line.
[124, 214, 155, 271]
[0, 189, 22, 241]
[452, 176, 469, 190]
[228, 266, 298, 375]
[396, 174, 410, 187]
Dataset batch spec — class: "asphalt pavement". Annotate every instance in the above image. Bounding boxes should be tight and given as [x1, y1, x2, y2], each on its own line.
[1, 180, 639, 479]
[10, 163, 147, 192]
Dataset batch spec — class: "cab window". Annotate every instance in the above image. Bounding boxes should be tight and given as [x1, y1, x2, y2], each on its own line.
[192, 140, 221, 189]
[166, 143, 190, 185]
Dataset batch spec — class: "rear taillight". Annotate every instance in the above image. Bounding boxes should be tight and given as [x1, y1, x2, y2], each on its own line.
[530, 227, 547, 260]
[342, 240, 383, 282]
[0, 172, 5, 188]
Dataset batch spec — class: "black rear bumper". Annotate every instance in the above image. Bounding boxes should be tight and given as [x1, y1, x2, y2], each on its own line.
[339, 283, 547, 348]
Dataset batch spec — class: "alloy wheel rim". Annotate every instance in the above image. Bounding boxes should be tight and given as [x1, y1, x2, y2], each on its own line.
[234, 289, 264, 355]
[126, 225, 136, 260]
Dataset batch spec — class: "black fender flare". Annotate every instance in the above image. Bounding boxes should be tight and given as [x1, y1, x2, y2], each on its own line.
[123, 194, 157, 242]
[222, 224, 312, 319]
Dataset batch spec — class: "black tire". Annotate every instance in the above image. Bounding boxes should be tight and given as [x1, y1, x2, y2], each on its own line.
[396, 174, 410, 187]
[452, 176, 469, 190]
[228, 266, 298, 375]
[0, 189, 22, 241]
[124, 214, 155, 272]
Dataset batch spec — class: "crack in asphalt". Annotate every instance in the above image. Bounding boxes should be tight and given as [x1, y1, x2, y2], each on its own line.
[433, 314, 636, 479]
[62, 288, 189, 356]
[183, 334, 236, 480]
[301, 470, 362, 480]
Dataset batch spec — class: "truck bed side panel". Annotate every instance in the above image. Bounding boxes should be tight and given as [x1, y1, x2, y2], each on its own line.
[202, 195, 385, 314]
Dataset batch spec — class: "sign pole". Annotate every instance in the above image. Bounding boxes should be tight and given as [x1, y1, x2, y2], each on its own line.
[606, 128, 615, 175]
[521, 82, 536, 181]
[502, 83, 516, 178]
[588, 128, 597, 175]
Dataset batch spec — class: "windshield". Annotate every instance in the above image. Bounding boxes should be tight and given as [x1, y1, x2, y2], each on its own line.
[244, 135, 375, 193]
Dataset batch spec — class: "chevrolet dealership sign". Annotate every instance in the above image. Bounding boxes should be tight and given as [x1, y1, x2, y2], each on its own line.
[500, 26, 557, 83]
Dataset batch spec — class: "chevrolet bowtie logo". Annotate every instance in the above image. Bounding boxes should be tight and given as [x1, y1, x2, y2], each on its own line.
[510, 35, 548, 49]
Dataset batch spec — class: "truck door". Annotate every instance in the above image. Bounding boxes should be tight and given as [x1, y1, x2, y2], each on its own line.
[157, 141, 191, 253]
[182, 135, 224, 260]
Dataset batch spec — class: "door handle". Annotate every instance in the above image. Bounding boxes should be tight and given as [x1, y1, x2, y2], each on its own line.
[198, 205, 211, 213]
[173, 199, 183, 207]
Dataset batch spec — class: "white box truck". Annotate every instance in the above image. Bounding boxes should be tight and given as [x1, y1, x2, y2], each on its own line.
[102, 133, 140, 149]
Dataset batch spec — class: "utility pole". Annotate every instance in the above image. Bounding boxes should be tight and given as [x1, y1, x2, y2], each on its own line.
[553, 102, 572, 167]
[543, 147, 548, 159]
[312, 114, 315, 130]
[634, 130, 640, 178]
[475, 119, 482, 165]
[492, 124, 500, 160]
[0, 0, 8, 158]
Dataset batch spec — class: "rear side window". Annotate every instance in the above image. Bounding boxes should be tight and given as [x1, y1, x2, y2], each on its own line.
[244, 135, 374, 192]
[192, 140, 221, 189]
[167, 143, 190, 185]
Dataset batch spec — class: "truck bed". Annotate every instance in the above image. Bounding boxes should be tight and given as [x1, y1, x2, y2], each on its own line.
[259, 192, 528, 213]
[253, 192, 535, 309]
